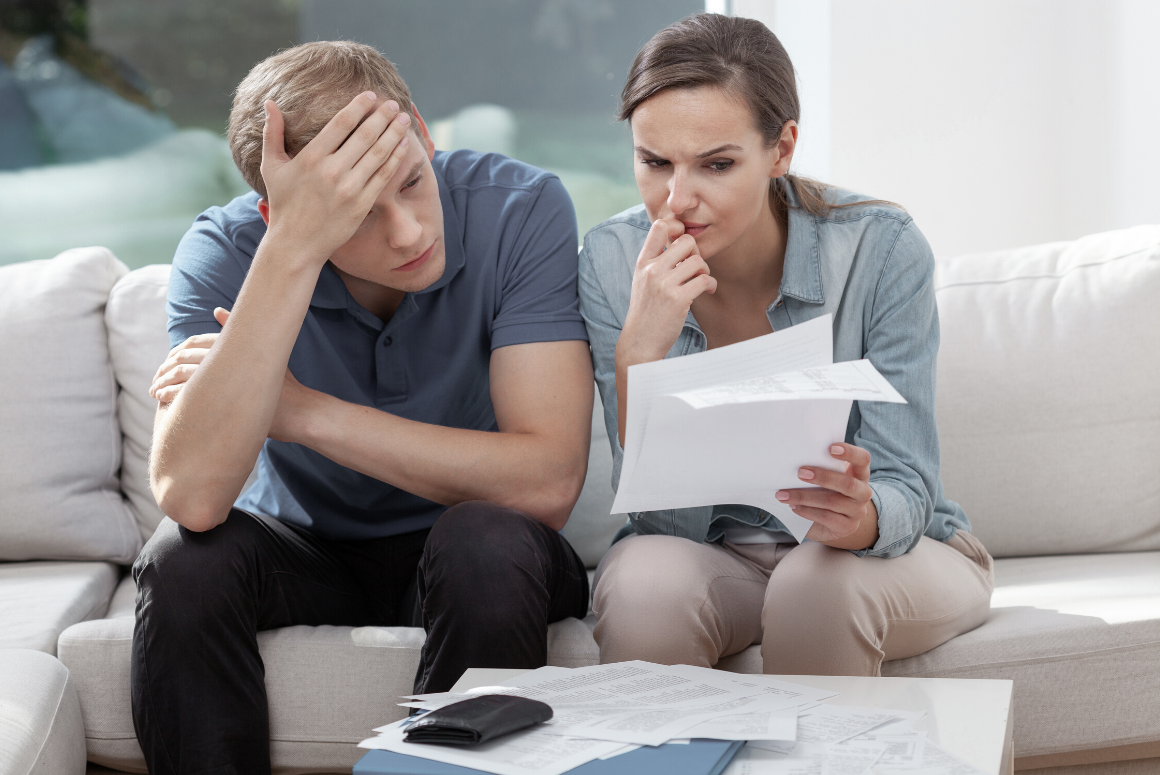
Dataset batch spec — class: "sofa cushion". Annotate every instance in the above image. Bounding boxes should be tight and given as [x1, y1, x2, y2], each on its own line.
[884, 551, 1160, 759]
[933, 225, 1160, 558]
[0, 562, 118, 655]
[560, 391, 628, 569]
[716, 552, 1160, 760]
[0, 648, 86, 775]
[0, 248, 142, 562]
[105, 264, 172, 543]
[59, 598, 595, 774]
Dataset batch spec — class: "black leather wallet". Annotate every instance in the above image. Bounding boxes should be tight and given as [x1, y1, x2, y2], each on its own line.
[403, 694, 553, 746]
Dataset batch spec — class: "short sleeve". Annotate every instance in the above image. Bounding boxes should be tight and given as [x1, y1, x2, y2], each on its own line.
[166, 209, 255, 348]
[490, 176, 587, 349]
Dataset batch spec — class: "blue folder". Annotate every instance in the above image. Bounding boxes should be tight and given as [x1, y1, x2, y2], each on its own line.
[354, 738, 744, 775]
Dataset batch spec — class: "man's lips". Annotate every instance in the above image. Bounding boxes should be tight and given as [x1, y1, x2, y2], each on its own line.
[395, 242, 436, 272]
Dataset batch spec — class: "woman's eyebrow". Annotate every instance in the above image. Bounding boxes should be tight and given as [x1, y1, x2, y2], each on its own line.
[634, 145, 662, 158]
[696, 143, 742, 158]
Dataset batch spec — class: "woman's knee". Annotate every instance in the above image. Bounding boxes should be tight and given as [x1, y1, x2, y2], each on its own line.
[592, 536, 732, 665]
[761, 543, 882, 675]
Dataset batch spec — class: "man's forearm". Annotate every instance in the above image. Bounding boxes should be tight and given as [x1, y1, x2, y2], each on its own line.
[295, 391, 589, 531]
[151, 241, 322, 530]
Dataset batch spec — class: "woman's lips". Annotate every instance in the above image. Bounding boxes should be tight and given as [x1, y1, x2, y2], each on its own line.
[395, 242, 436, 272]
[681, 223, 708, 238]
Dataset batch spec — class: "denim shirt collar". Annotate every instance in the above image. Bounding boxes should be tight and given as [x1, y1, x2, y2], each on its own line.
[307, 161, 466, 312]
[779, 179, 825, 306]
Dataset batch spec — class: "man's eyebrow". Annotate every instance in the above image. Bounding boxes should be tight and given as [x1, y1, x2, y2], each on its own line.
[399, 159, 425, 184]
[696, 144, 742, 158]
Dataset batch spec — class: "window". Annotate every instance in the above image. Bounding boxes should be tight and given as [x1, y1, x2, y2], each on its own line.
[0, 0, 701, 269]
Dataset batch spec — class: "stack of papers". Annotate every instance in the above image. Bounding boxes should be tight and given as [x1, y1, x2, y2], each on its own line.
[357, 662, 991, 775]
[611, 314, 906, 542]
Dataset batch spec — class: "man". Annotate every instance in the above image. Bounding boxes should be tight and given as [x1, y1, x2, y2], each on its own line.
[135, 41, 593, 773]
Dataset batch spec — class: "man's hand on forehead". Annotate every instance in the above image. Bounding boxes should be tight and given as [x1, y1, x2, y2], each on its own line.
[258, 91, 412, 265]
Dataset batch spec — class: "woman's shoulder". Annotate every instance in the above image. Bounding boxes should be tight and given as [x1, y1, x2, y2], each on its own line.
[812, 183, 912, 226]
[580, 203, 652, 273]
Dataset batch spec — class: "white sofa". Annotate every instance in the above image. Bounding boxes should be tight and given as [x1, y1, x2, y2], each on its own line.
[1, 226, 1158, 775]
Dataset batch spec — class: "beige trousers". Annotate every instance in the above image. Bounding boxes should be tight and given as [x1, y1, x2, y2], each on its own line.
[592, 532, 994, 676]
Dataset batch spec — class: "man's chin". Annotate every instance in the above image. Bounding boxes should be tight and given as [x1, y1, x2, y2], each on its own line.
[386, 254, 446, 293]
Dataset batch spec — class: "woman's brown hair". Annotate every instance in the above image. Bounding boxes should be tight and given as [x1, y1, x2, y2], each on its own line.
[619, 13, 894, 220]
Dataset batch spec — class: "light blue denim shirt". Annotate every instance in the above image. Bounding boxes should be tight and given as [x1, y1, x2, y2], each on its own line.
[578, 180, 970, 559]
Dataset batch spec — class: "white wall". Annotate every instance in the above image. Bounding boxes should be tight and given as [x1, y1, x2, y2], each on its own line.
[731, 0, 1160, 257]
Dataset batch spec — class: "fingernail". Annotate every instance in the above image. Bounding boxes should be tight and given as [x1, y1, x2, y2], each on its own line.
[364, 91, 377, 100]
[798, 468, 814, 480]
[831, 445, 843, 455]
[776, 491, 790, 502]
[386, 99, 399, 112]
[397, 113, 410, 125]
[399, 135, 409, 147]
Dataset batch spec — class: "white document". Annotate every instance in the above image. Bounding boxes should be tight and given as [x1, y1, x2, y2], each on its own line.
[679, 708, 796, 742]
[726, 739, 887, 775]
[613, 315, 906, 542]
[674, 666, 840, 709]
[359, 720, 625, 775]
[875, 740, 988, 775]
[794, 706, 920, 745]
[855, 732, 925, 769]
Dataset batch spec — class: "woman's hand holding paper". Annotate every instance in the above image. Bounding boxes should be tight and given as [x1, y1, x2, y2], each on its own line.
[779, 443, 881, 551]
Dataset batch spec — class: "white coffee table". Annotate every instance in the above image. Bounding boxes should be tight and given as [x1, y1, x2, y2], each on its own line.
[451, 669, 1014, 775]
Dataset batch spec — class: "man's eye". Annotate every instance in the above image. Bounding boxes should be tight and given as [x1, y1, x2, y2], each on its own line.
[403, 175, 421, 190]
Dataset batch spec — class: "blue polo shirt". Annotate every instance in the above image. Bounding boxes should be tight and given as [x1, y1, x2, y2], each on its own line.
[167, 150, 586, 540]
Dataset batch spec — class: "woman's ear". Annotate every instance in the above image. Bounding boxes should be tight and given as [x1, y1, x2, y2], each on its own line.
[771, 120, 799, 178]
[411, 104, 436, 161]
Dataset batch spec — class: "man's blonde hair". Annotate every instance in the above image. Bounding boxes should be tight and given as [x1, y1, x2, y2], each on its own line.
[229, 41, 414, 198]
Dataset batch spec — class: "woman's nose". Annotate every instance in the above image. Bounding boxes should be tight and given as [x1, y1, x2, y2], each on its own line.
[667, 169, 695, 215]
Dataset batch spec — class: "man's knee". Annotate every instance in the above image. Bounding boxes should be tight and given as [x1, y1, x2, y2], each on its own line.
[424, 501, 544, 577]
[134, 512, 264, 618]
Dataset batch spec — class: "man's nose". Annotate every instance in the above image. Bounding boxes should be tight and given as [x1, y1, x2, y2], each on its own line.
[386, 210, 423, 251]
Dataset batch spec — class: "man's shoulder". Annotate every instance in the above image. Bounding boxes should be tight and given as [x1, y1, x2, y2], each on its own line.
[434, 149, 559, 197]
[177, 191, 266, 268]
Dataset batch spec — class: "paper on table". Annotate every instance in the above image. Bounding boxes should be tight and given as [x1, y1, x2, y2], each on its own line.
[358, 719, 625, 775]
[876, 740, 988, 775]
[855, 732, 925, 769]
[541, 691, 794, 746]
[615, 315, 834, 541]
[794, 706, 919, 745]
[725, 739, 887, 775]
[496, 661, 766, 710]
[671, 665, 840, 709]
[678, 708, 796, 742]
[613, 315, 907, 543]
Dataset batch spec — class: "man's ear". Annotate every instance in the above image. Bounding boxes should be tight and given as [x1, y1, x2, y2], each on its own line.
[257, 198, 270, 226]
[771, 120, 798, 179]
[411, 104, 436, 161]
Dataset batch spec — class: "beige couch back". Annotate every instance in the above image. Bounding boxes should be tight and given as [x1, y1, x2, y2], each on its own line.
[934, 225, 1160, 558]
[6, 225, 1157, 566]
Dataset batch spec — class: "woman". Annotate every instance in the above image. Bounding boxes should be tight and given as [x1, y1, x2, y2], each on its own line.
[579, 13, 993, 675]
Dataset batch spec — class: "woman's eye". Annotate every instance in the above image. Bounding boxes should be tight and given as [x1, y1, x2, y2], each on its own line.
[708, 160, 734, 173]
[641, 158, 669, 169]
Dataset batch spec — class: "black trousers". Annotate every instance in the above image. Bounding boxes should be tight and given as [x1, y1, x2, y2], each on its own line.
[130, 501, 589, 775]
